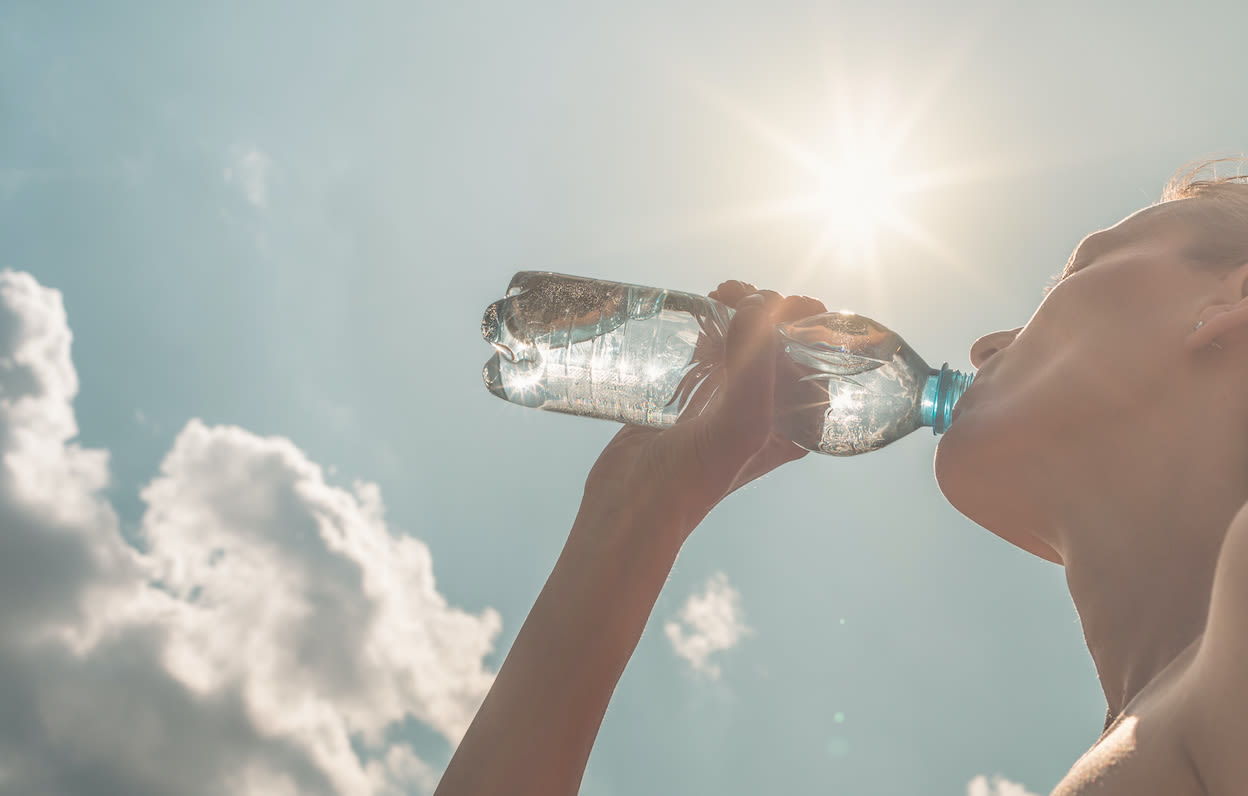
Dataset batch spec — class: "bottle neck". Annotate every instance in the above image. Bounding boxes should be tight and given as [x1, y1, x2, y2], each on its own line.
[921, 364, 974, 434]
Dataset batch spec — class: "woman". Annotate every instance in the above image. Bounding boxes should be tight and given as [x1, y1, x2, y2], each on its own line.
[436, 161, 1248, 795]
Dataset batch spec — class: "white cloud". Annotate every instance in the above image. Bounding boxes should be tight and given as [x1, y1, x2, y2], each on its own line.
[664, 572, 751, 679]
[967, 774, 1041, 796]
[224, 146, 273, 208]
[0, 269, 501, 795]
[365, 746, 439, 796]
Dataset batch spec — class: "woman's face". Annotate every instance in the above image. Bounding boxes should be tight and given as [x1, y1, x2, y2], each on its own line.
[934, 201, 1213, 563]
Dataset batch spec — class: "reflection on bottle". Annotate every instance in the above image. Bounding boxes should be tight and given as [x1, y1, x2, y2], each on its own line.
[482, 272, 730, 426]
[483, 272, 972, 456]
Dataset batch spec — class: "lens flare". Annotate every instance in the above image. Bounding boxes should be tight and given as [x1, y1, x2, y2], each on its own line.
[672, 69, 1019, 294]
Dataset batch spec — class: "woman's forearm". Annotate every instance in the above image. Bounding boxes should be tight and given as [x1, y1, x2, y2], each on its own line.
[435, 285, 809, 794]
[433, 504, 684, 796]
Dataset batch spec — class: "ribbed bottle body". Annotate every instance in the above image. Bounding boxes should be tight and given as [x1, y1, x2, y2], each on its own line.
[482, 272, 731, 428]
[482, 272, 972, 456]
[773, 314, 930, 455]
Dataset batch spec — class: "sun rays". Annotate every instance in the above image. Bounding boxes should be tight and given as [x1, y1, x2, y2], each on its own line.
[684, 77, 952, 285]
[665, 56, 1021, 303]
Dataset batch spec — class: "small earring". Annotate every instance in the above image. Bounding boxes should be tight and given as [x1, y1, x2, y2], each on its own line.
[1195, 320, 1223, 350]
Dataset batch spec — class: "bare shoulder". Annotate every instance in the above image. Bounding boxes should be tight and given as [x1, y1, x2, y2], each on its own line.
[1050, 645, 1205, 795]
[1044, 507, 1248, 796]
[1178, 501, 1248, 794]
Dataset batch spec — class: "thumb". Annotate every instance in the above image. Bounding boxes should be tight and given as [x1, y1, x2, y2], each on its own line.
[700, 293, 777, 469]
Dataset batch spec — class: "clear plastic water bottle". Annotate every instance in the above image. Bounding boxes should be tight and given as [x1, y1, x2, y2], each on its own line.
[481, 271, 972, 456]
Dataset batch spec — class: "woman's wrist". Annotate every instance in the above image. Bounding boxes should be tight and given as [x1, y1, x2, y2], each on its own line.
[572, 480, 691, 557]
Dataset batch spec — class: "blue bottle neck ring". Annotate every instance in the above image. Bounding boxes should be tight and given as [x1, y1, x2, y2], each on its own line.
[921, 364, 974, 434]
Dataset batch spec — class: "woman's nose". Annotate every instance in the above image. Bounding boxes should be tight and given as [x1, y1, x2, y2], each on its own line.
[969, 328, 1022, 370]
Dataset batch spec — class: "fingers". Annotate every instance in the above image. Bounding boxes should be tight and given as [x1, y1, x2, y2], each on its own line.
[703, 292, 776, 463]
[697, 281, 825, 465]
[774, 294, 827, 323]
[755, 289, 784, 310]
[661, 284, 824, 523]
[708, 280, 754, 306]
[709, 281, 759, 307]
[710, 281, 823, 320]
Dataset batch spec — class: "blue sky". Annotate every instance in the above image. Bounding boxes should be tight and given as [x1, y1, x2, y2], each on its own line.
[1, 2, 1246, 794]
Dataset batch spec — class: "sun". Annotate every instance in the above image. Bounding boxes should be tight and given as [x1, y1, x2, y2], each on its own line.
[681, 76, 983, 283]
[779, 102, 927, 271]
[808, 148, 911, 265]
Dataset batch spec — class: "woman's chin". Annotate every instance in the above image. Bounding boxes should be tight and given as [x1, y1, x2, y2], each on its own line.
[933, 420, 1064, 565]
[933, 423, 979, 518]
[933, 415, 1019, 531]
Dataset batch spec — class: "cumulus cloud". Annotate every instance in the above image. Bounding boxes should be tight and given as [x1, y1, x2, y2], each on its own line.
[224, 146, 273, 207]
[663, 572, 750, 679]
[0, 270, 500, 795]
[967, 774, 1041, 796]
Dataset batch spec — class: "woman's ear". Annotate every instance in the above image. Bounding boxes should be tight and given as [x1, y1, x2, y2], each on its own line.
[1188, 261, 1248, 352]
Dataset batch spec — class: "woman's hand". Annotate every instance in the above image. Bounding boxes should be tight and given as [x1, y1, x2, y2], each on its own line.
[579, 281, 828, 542]
[435, 281, 826, 796]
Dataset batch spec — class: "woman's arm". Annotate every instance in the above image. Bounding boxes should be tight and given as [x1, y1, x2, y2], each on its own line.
[431, 496, 683, 796]
[434, 285, 825, 796]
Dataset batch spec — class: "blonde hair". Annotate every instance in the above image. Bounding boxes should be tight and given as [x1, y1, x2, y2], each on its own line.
[1164, 157, 1248, 201]
[1160, 158, 1248, 269]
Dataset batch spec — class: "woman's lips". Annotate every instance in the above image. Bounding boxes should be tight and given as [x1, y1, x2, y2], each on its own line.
[952, 365, 994, 424]
[951, 393, 970, 424]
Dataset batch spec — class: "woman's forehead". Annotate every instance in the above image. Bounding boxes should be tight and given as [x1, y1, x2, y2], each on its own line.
[1110, 200, 1191, 235]
[1055, 201, 1206, 287]
[1073, 201, 1196, 258]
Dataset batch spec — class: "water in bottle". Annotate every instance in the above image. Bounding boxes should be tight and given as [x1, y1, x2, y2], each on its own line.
[482, 272, 971, 456]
